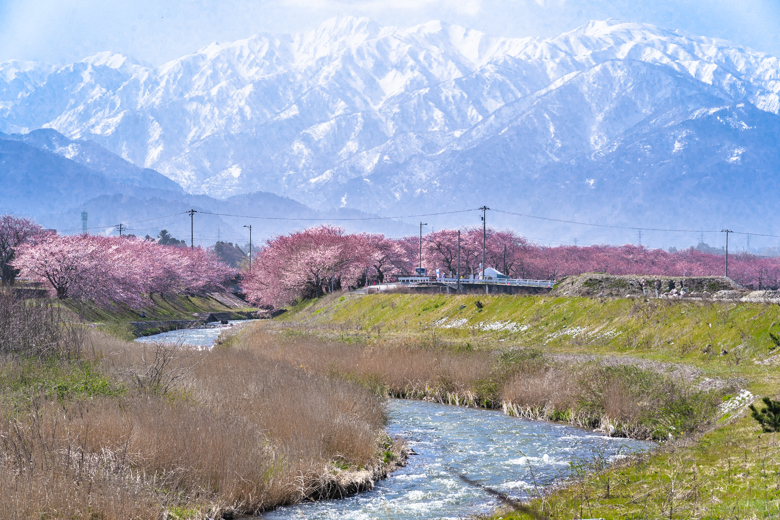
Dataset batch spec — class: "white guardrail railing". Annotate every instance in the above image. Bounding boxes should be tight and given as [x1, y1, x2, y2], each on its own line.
[395, 277, 555, 288]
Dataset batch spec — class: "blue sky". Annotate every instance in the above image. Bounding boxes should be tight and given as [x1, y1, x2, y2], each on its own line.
[1, 0, 779, 65]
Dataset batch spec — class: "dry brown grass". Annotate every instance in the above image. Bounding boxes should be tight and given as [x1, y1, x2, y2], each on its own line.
[241, 328, 495, 402]
[238, 327, 726, 440]
[0, 326, 389, 519]
[0, 288, 83, 359]
[501, 366, 579, 411]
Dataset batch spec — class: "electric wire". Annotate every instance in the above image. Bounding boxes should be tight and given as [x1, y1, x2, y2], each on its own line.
[57, 212, 189, 233]
[491, 209, 722, 234]
[53, 205, 780, 246]
[197, 208, 482, 221]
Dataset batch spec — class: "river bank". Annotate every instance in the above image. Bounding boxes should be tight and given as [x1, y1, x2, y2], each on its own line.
[239, 324, 731, 442]
[0, 290, 403, 520]
[61, 291, 258, 339]
[263, 291, 779, 518]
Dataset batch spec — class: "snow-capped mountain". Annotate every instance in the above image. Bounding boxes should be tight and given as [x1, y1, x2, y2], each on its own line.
[1, 128, 182, 191]
[2, 17, 780, 242]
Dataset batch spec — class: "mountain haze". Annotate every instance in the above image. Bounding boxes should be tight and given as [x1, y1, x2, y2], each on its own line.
[0, 128, 415, 243]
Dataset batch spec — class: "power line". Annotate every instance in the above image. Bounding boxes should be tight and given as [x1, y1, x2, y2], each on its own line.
[492, 208, 780, 239]
[491, 209, 721, 234]
[729, 230, 780, 239]
[197, 208, 481, 222]
[120, 221, 187, 234]
[50, 204, 780, 245]
[57, 212, 188, 233]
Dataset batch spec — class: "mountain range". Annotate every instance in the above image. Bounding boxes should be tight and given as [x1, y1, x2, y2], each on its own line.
[2, 17, 780, 246]
[0, 129, 409, 243]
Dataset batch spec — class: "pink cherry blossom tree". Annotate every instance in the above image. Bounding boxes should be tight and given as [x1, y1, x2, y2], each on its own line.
[362, 233, 412, 283]
[13, 233, 235, 308]
[12, 234, 139, 307]
[0, 215, 44, 284]
[242, 226, 374, 307]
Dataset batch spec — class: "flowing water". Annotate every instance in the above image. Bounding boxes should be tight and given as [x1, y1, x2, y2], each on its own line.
[138, 326, 654, 520]
[134, 320, 252, 349]
[264, 400, 652, 519]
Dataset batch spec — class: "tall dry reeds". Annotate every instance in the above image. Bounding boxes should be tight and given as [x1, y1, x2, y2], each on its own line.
[0, 401, 162, 520]
[239, 327, 726, 440]
[1, 316, 390, 518]
[241, 328, 496, 404]
[0, 288, 82, 359]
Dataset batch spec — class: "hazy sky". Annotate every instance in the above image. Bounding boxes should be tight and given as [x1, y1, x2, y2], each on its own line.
[1, 0, 779, 66]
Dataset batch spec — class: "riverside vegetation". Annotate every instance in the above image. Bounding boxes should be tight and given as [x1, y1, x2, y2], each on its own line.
[0, 289, 403, 520]
[4, 284, 779, 519]
[259, 291, 780, 519]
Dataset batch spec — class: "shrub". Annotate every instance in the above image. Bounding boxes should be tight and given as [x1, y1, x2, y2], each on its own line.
[749, 397, 780, 432]
[0, 289, 82, 359]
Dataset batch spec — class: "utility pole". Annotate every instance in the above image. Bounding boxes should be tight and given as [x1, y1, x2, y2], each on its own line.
[479, 206, 489, 279]
[116, 223, 124, 237]
[722, 229, 733, 278]
[503, 244, 507, 275]
[637, 229, 642, 246]
[419, 222, 427, 274]
[243, 225, 252, 271]
[187, 209, 197, 249]
[457, 230, 461, 294]
[81, 211, 88, 235]
[747, 234, 751, 252]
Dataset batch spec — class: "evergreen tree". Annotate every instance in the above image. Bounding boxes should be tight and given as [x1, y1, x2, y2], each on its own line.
[157, 230, 186, 247]
[749, 397, 780, 433]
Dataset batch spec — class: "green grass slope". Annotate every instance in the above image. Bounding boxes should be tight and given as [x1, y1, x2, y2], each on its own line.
[284, 293, 775, 362]
[65, 293, 256, 340]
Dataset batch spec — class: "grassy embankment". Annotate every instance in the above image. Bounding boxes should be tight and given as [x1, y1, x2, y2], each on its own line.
[0, 290, 403, 520]
[62, 292, 257, 340]
[253, 291, 780, 519]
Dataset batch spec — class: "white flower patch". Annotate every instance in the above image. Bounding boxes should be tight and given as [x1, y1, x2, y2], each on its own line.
[545, 327, 586, 344]
[589, 329, 622, 341]
[434, 318, 528, 333]
[436, 318, 469, 329]
[719, 389, 754, 416]
[476, 321, 529, 333]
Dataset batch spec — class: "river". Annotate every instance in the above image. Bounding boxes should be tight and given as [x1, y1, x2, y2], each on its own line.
[134, 320, 252, 349]
[138, 325, 654, 520]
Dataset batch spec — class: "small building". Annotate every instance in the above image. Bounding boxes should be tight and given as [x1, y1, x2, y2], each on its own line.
[481, 267, 509, 280]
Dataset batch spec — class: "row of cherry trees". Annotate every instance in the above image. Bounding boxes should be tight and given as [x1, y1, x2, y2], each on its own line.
[241, 226, 780, 307]
[1, 215, 235, 308]
[6, 214, 779, 310]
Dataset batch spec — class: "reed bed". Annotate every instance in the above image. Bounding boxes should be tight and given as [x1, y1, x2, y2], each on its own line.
[240, 327, 727, 440]
[0, 292, 391, 519]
